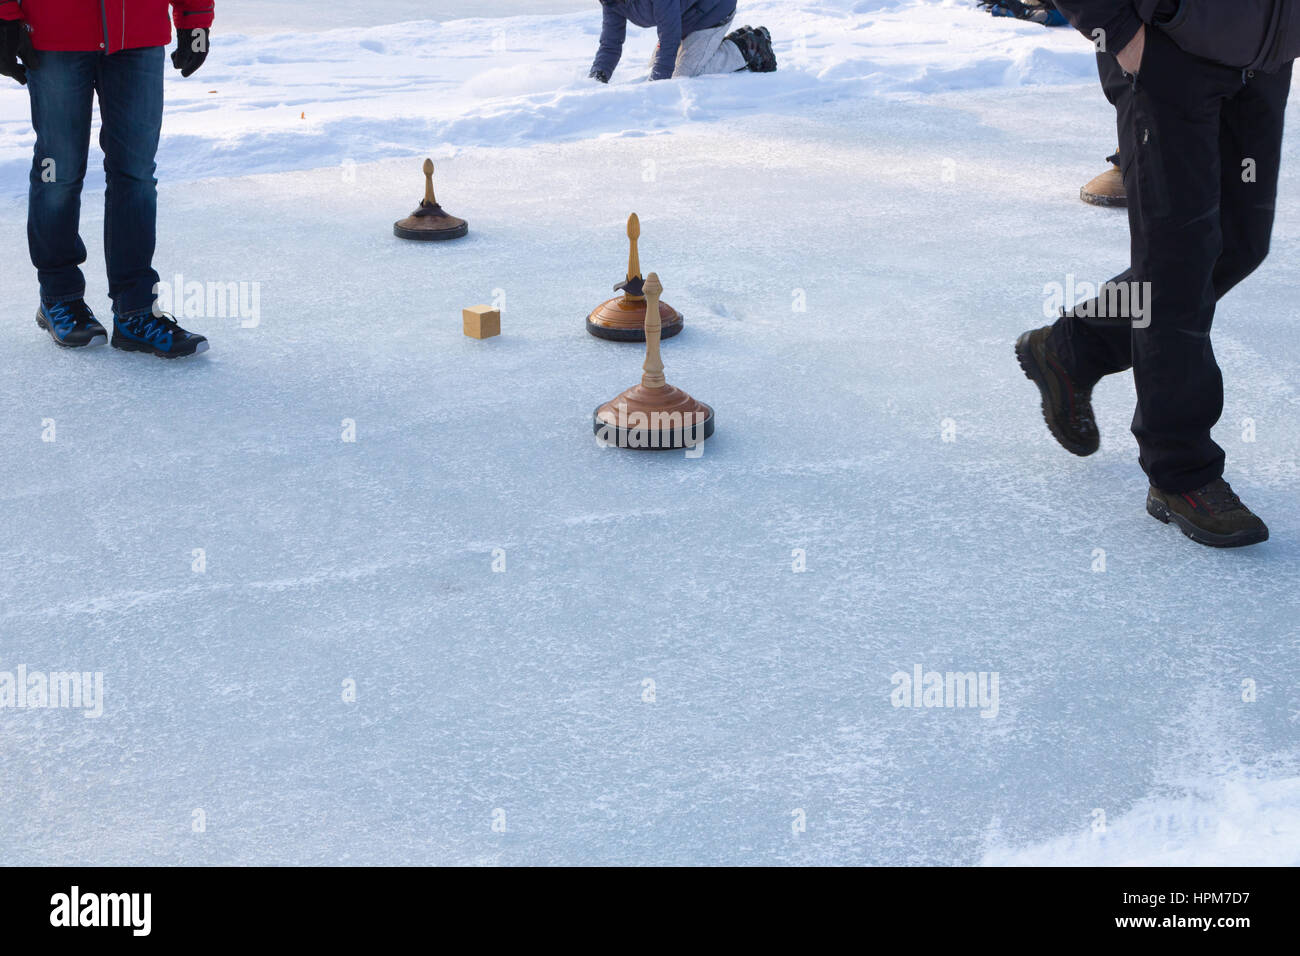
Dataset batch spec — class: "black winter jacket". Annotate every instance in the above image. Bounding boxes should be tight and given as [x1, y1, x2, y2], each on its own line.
[1054, 0, 1300, 73]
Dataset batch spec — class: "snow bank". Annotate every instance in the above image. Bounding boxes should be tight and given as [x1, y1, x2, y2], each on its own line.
[985, 774, 1300, 866]
[0, 1, 1100, 196]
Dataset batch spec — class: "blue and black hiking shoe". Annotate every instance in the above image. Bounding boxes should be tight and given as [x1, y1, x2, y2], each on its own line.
[111, 310, 209, 359]
[36, 300, 107, 348]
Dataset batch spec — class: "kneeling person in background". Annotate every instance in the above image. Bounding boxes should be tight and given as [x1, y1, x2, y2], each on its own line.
[589, 0, 776, 83]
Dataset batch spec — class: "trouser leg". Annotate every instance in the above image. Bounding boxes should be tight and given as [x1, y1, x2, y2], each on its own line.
[1046, 52, 1138, 383]
[1131, 56, 1290, 490]
[1211, 64, 1291, 299]
[696, 33, 747, 75]
[658, 14, 745, 77]
[1123, 29, 1279, 492]
[96, 46, 165, 317]
[25, 52, 97, 305]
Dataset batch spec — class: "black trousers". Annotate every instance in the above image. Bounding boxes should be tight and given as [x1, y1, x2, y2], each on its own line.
[1047, 28, 1292, 493]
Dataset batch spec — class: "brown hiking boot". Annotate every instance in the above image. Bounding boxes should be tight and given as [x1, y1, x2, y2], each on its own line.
[1081, 163, 1126, 208]
[1015, 325, 1100, 456]
[1146, 479, 1269, 548]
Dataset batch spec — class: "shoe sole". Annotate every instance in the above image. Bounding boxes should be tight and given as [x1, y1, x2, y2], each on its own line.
[1079, 186, 1127, 208]
[755, 30, 777, 72]
[36, 310, 107, 349]
[111, 335, 209, 359]
[1015, 332, 1098, 457]
[1146, 495, 1269, 548]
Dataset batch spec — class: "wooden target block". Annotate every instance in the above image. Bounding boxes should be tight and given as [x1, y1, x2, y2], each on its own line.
[463, 305, 500, 339]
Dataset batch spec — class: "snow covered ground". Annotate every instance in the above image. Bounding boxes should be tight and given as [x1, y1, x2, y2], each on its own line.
[0, 1, 1297, 866]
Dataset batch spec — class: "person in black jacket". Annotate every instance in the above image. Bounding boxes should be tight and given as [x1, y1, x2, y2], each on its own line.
[1016, 1, 1297, 548]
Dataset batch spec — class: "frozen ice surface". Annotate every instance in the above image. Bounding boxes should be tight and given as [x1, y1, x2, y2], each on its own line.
[0, 1, 1296, 865]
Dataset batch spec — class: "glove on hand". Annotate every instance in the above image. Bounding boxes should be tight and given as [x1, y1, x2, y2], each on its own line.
[0, 20, 38, 86]
[172, 27, 209, 78]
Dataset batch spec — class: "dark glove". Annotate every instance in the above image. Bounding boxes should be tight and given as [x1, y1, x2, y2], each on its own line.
[171, 27, 209, 78]
[0, 20, 38, 86]
[589, 68, 610, 84]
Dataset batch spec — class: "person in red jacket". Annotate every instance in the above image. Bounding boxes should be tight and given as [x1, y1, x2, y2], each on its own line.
[0, 1, 215, 357]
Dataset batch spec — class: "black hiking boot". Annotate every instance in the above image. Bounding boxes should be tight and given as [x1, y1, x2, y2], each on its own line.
[1015, 325, 1100, 456]
[1146, 479, 1269, 548]
[726, 25, 777, 73]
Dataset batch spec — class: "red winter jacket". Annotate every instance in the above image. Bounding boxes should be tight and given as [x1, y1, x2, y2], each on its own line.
[0, 1, 214, 55]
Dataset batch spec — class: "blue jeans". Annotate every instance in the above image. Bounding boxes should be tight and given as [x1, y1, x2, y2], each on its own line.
[26, 46, 164, 316]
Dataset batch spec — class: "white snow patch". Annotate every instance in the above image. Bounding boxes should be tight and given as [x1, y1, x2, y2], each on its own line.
[985, 775, 1300, 866]
[0, 1, 1101, 195]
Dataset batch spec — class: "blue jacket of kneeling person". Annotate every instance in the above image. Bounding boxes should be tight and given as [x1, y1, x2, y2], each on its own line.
[593, 0, 739, 81]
